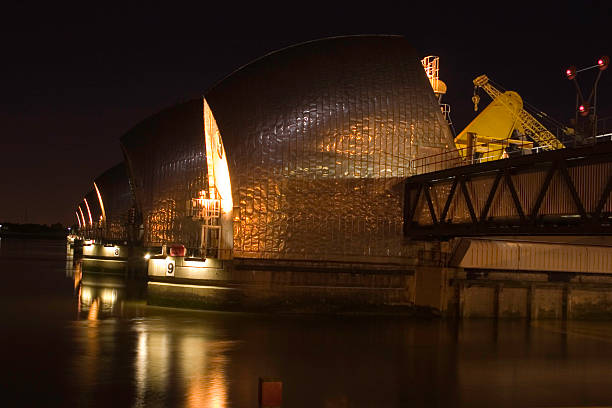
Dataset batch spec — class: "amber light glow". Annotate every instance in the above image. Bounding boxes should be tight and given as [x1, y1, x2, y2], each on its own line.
[75, 211, 82, 229]
[83, 198, 93, 227]
[203, 99, 232, 213]
[78, 206, 86, 230]
[93, 182, 106, 223]
[87, 298, 99, 321]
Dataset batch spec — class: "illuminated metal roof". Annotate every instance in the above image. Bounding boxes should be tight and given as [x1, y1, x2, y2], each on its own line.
[121, 35, 457, 260]
[93, 163, 134, 241]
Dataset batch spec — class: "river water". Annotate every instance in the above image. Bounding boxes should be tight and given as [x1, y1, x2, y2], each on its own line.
[2, 238, 612, 407]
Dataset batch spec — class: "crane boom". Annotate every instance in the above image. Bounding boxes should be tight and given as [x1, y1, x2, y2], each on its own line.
[473, 75, 565, 150]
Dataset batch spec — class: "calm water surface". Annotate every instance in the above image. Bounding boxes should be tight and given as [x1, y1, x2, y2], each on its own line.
[2, 237, 612, 407]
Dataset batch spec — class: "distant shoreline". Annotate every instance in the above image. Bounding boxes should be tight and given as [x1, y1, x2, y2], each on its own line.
[0, 232, 67, 240]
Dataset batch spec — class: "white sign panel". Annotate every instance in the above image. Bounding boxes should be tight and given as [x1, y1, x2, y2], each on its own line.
[166, 259, 175, 277]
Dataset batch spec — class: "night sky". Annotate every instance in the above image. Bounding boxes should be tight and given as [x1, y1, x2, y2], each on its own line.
[1, 2, 609, 226]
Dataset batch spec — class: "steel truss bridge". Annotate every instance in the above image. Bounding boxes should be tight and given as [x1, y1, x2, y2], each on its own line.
[404, 139, 612, 239]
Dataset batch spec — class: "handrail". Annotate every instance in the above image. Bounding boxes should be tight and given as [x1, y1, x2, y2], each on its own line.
[410, 133, 612, 176]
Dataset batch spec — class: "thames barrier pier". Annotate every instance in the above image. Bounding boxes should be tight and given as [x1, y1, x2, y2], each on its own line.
[72, 35, 612, 318]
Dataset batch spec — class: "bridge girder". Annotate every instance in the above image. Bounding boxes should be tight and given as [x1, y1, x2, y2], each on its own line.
[404, 141, 612, 239]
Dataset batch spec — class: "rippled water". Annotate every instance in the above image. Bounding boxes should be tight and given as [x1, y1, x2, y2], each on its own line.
[2, 237, 612, 407]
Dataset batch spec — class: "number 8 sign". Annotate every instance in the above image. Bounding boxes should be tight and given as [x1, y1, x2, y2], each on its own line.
[166, 259, 175, 277]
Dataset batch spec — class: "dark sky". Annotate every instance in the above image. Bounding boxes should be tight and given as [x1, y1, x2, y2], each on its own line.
[1, 1, 610, 226]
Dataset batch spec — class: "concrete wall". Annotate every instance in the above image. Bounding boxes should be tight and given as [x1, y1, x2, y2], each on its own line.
[444, 239, 612, 320]
[143, 237, 612, 319]
[81, 243, 147, 277]
[83, 243, 127, 259]
[147, 257, 422, 314]
[82, 243, 128, 274]
[446, 269, 612, 320]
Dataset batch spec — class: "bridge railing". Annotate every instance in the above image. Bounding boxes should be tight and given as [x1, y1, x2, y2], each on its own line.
[411, 133, 612, 175]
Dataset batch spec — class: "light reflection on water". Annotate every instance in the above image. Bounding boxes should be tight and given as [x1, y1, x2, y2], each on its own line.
[78, 277, 120, 321]
[65, 245, 233, 407]
[126, 319, 234, 407]
[2, 238, 612, 407]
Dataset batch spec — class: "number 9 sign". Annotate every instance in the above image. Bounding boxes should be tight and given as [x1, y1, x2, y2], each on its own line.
[166, 259, 175, 277]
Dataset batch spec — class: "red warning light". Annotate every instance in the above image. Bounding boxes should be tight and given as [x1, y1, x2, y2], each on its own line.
[566, 66, 577, 79]
[598, 56, 609, 71]
[579, 103, 590, 116]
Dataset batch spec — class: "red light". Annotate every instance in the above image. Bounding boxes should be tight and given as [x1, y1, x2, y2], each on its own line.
[579, 105, 585, 112]
[579, 103, 590, 117]
[598, 59, 604, 65]
[598, 56, 609, 71]
[566, 66, 576, 79]
[169, 244, 186, 257]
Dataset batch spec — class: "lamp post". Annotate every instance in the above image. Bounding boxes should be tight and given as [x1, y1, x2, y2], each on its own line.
[565, 56, 608, 143]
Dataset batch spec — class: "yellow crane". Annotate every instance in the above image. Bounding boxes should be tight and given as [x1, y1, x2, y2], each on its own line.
[455, 75, 565, 162]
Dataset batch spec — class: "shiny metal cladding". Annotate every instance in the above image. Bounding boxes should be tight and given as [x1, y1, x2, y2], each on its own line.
[122, 36, 457, 259]
[93, 163, 134, 242]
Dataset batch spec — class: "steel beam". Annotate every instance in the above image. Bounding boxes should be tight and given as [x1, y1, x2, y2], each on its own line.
[403, 141, 612, 239]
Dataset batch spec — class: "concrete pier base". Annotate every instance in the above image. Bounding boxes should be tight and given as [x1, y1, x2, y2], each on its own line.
[445, 270, 612, 320]
[147, 257, 434, 315]
[81, 243, 147, 278]
[146, 261, 612, 318]
[144, 238, 612, 319]
[442, 238, 612, 320]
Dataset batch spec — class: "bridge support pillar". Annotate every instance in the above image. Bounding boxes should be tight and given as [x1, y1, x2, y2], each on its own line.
[563, 285, 572, 321]
[494, 284, 501, 319]
[527, 284, 535, 321]
[414, 267, 449, 314]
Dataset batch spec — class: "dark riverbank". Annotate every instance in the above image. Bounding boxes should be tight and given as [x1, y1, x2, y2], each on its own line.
[0, 222, 68, 240]
[0, 231, 67, 239]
